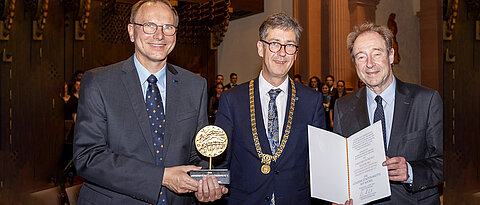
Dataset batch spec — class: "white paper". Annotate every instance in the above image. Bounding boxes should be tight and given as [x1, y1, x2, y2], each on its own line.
[308, 125, 348, 203]
[347, 122, 391, 204]
[308, 121, 391, 204]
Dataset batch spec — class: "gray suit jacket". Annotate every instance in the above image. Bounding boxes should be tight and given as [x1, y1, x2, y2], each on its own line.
[73, 56, 208, 205]
[333, 78, 443, 204]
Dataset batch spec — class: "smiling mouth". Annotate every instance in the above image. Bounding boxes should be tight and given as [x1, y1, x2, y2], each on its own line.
[274, 59, 287, 64]
[150, 43, 166, 47]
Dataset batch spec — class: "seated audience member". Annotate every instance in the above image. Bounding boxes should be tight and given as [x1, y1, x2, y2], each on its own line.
[308, 76, 321, 92]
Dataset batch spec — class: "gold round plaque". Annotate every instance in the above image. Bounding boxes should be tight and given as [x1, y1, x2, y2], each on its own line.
[261, 164, 270, 174]
[195, 125, 228, 158]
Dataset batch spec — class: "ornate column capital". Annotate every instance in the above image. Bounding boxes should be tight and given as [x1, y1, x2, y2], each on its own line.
[348, 0, 380, 8]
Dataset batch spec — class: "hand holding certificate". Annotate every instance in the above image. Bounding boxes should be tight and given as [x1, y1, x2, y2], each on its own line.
[308, 121, 391, 205]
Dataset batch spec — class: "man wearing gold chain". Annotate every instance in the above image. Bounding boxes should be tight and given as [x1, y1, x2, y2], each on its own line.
[214, 13, 326, 204]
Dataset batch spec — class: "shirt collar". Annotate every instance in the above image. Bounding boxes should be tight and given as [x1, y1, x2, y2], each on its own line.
[258, 71, 289, 96]
[134, 54, 166, 87]
[366, 77, 396, 106]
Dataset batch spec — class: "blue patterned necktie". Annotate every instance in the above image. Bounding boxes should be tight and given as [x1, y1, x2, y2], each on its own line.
[146, 75, 167, 205]
[374, 95, 388, 152]
[267, 89, 282, 155]
[268, 88, 282, 205]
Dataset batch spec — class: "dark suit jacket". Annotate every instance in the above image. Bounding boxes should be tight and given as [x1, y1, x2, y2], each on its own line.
[215, 78, 326, 205]
[73, 56, 209, 205]
[333, 78, 443, 204]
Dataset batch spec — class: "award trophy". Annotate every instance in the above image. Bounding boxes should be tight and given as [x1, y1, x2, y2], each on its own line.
[189, 125, 230, 184]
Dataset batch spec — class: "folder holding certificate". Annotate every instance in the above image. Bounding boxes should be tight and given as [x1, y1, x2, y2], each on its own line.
[308, 121, 391, 205]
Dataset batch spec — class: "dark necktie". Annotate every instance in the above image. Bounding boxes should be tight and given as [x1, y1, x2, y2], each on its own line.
[267, 89, 282, 155]
[146, 75, 167, 205]
[267, 89, 282, 205]
[374, 95, 388, 152]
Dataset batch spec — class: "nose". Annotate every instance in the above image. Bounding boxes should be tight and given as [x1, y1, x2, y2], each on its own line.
[366, 55, 375, 68]
[152, 29, 165, 41]
[277, 45, 287, 57]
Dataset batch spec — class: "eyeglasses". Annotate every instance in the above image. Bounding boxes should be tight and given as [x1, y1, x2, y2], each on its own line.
[260, 40, 298, 55]
[130, 22, 177, 36]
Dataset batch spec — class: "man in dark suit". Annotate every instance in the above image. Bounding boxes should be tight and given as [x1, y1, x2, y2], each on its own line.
[334, 23, 443, 204]
[73, 1, 226, 204]
[224, 73, 238, 89]
[215, 13, 326, 204]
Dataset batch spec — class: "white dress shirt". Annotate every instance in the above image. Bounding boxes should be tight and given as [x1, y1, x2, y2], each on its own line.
[134, 54, 167, 113]
[259, 71, 289, 141]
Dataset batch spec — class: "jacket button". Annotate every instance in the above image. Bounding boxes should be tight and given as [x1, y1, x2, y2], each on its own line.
[265, 196, 271, 201]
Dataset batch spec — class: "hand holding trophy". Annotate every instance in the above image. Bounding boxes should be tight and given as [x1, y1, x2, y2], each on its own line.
[189, 125, 230, 184]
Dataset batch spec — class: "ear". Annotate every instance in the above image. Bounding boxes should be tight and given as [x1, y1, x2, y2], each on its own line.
[127, 24, 135, 42]
[389, 48, 395, 64]
[257, 41, 264, 58]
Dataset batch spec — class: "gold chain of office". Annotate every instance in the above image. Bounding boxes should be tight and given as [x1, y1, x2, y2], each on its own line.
[249, 78, 296, 174]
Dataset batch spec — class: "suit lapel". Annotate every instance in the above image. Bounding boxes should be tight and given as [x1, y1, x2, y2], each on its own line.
[120, 56, 155, 159]
[163, 64, 180, 159]
[253, 79, 274, 156]
[276, 80, 293, 164]
[343, 87, 370, 137]
[388, 79, 412, 156]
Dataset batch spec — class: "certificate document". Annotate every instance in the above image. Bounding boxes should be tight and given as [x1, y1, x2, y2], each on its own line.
[308, 121, 391, 204]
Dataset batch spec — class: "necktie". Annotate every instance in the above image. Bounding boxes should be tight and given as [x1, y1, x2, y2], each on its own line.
[146, 75, 167, 205]
[267, 88, 281, 205]
[374, 95, 388, 152]
[267, 89, 282, 155]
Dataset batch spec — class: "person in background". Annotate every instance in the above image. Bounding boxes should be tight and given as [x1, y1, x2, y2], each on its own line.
[329, 80, 346, 129]
[321, 83, 333, 131]
[308, 76, 321, 92]
[209, 74, 224, 98]
[325, 74, 336, 95]
[208, 83, 224, 124]
[293, 74, 303, 84]
[224, 73, 238, 89]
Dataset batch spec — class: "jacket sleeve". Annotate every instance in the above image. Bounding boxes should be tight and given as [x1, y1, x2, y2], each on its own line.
[408, 91, 444, 192]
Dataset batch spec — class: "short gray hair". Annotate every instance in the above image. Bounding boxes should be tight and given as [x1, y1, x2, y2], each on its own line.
[130, 0, 179, 26]
[259, 13, 303, 43]
[347, 22, 393, 62]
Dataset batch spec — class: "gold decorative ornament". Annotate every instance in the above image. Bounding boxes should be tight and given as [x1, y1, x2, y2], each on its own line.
[33, 0, 49, 40]
[261, 164, 271, 174]
[249, 78, 296, 175]
[75, 0, 91, 40]
[0, 0, 16, 40]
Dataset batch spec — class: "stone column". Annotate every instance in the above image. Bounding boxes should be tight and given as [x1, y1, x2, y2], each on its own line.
[328, 0, 353, 88]
[348, 0, 380, 27]
[417, 0, 442, 93]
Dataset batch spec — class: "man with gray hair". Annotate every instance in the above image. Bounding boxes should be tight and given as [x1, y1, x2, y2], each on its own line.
[73, 0, 226, 204]
[334, 22, 443, 204]
[215, 13, 326, 204]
